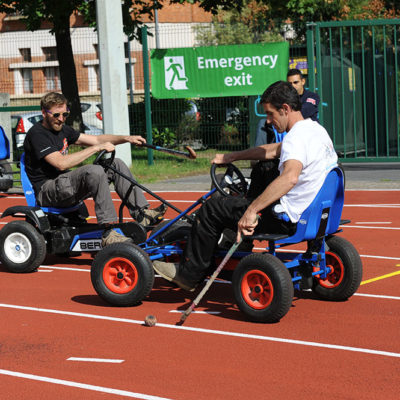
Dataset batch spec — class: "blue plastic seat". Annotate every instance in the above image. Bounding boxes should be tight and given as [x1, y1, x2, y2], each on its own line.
[277, 166, 344, 245]
[249, 166, 345, 246]
[0, 125, 10, 160]
[20, 153, 83, 214]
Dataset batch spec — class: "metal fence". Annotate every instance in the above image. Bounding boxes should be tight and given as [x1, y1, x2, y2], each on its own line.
[307, 19, 400, 162]
[0, 23, 307, 160]
[5, 20, 399, 162]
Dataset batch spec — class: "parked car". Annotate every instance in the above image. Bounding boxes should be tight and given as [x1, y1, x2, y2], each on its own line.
[11, 112, 102, 160]
[81, 101, 103, 130]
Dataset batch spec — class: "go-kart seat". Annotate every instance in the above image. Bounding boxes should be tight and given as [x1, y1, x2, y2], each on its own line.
[250, 166, 346, 245]
[0, 125, 10, 160]
[20, 153, 84, 214]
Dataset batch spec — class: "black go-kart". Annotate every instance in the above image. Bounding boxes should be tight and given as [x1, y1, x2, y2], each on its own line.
[0, 149, 362, 323]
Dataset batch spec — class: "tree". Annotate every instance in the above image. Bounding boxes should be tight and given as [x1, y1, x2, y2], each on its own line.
[0, 0, 239, 130]
[194, 1, 284, 46]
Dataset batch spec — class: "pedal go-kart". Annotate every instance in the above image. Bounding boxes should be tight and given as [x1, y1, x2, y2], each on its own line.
[0, 146, 362, 322]
[91, 161, 362, 323]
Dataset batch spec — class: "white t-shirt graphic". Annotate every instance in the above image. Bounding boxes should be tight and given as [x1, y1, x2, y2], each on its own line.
[278, 119, 338, 223]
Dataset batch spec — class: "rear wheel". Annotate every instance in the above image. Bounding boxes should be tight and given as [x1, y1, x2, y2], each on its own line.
[313, 236, 362, 301]
[232, 253, 293, 323]
[91, 243, 154, 306]
[0, 221, 46, 272]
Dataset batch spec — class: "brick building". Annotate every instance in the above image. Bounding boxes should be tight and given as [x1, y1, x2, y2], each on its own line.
[0, 4, 212, 104]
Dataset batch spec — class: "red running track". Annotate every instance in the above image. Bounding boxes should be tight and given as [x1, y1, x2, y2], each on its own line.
[0, 189, 399, 400]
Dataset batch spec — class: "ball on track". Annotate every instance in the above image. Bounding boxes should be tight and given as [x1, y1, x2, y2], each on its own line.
[144, 314, 157, 327]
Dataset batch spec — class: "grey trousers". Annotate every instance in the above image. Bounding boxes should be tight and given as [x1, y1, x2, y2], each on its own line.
[37, 158, 148, 224]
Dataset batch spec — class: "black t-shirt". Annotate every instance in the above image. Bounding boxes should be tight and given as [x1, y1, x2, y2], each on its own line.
[300, 89, 320, 121]
[23, 122, 80, 194]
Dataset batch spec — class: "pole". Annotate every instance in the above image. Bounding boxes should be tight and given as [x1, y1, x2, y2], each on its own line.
[141, 25, 154, 165]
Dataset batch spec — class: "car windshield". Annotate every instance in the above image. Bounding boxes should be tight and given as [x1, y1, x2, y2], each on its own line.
[81, 103, 91, 112]
[28, 115, 43, 124]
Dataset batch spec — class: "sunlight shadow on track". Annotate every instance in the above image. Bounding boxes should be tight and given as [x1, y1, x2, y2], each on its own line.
[44, 254, 92, 267]
[71, 294, 118, 308]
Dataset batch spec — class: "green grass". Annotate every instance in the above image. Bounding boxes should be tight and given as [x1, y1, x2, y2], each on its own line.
[131, 148, 216, 183]
[15, 146, 251, 185]
[130, 148, 251, 183]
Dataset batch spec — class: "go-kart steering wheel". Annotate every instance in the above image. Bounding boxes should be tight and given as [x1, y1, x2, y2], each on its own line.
[93, 150, 115, 170]
[210, 163, 248, 197]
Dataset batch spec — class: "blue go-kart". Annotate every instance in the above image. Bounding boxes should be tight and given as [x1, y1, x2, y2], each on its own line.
[0, 139, 362, 322]
[91, 161, 362, 323]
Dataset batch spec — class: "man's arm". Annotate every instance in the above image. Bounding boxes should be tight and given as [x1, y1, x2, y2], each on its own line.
[44, 133, 146, 172]
[75, 133, 145, 147]
[44, 141, 115, 171]
[212, 142, 281, 165]
[236, 159, 303, 241]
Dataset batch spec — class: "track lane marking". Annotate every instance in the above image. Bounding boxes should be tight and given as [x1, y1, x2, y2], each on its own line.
[169, 310, 221, 315]
[355, 221, 392, 224]
[1, 303, 399, 359]
[361, 270, 400, 285]
[67, 357, 124, 363]
[0, 369, 172, 399]
[345, 225, 400, 230]
[354, 293, 400, 300]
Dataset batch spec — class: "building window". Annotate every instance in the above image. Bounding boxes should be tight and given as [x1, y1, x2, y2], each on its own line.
[44, 67, 61, 90]
[93, 44, 99, 59]
[20, 48, 32, 62]
[22, 69, 33, 93]
[42, 47, 58, 61]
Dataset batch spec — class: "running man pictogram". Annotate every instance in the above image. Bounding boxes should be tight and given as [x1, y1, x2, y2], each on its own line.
[164, 56, 188, 90]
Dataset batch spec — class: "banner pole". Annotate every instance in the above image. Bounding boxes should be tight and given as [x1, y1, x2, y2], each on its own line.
[142, 25, 154, 166]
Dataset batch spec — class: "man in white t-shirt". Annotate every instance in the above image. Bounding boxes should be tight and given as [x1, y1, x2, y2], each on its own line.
[153, 81, 338, 291]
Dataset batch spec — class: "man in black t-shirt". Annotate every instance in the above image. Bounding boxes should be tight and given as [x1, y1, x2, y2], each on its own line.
[24, 92, 166, 246]
[287, 68, 320, 122]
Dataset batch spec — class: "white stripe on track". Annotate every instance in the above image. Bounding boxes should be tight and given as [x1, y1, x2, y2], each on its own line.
[0, 368, 172, 399]
[354, 293, 400, 300]
[67, 357, 124, 363]
[344, 204, 400, 208]
[0, 303, 399, 359]
[345, 225, 400, 230]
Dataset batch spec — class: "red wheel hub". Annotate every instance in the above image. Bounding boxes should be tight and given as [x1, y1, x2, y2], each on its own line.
[241, 269, 274, 309]
[316, 251, 344, 288]
[103, 257, 139, 294]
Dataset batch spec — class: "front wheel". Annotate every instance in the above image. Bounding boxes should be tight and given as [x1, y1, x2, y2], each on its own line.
[91, 242, 154, 306]
[312, 236, 362, 301]
[0, 221, 46, 272]
[232, 253, 294, 323]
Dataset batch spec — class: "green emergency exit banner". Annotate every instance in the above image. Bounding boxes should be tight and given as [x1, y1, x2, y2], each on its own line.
[150, 42, 289, 99]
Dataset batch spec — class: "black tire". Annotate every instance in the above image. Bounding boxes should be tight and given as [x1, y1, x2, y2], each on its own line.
[0, 221, 46, 273]
[149, 220, 192, 244]
[91, 242, 154, 306]
[312, 236, 362, 301]
[0, 161, 13, 192]
[232, 253, 294, 323]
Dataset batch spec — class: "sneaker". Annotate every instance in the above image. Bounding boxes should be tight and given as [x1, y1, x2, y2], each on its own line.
[153, 261, 197, 292]
[138, 204, 168, 227]
[102, 229, 133, 247]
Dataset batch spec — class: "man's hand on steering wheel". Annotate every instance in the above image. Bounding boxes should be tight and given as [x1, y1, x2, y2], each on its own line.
[97, 141, 115, 153]
[212, 153, 235, 165]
